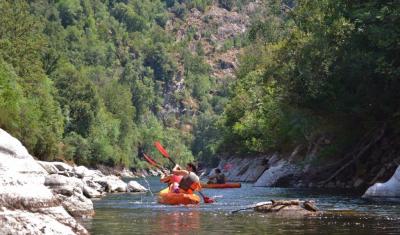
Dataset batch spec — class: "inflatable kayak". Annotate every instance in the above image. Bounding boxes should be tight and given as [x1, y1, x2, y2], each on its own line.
[158, 187, 201, 205]
[201, 182, 241, 189]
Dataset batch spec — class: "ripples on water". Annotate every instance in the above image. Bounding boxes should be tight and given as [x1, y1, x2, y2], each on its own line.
[83, 177, 400, 235]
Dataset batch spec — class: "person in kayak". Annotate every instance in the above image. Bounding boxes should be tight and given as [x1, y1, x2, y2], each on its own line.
[160, 173, 182, 193]
[172, 163, 201, 194]
[207, 168, 226, 184]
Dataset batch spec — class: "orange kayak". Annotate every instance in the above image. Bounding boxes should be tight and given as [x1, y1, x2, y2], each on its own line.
[158, 188, 201, 205]
[201, 183, 241, 189]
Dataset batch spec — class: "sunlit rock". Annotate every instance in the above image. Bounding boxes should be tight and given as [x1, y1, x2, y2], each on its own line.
[95, 175, 127, 193]
[127, 181, 148, 192]
[0, 128, 88, 235]
[363, 166, 400, 199]
[37, 161, 59, 174]
[254, 159, 301, 187]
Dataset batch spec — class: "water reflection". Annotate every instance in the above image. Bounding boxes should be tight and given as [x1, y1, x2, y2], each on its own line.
[153, 211, 201, 234]
[85, 177, 400, 235]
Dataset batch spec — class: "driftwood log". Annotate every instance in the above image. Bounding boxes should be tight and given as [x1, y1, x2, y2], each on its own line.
[231, 199, 319, 214]
[254, 200, 319, 215]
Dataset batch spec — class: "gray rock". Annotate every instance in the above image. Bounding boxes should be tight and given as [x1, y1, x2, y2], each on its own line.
[73, 165, 90, 178]
[37, 161, 59, 174]
[120, 168, 135, 178]
[84, 179, 104, 192]
[254, 200, 320, 217]
[363, 166, 400, 199]
[217, 156, 269, 182]
[83, 185, 102, 198]
[45, 174, 84, 191]
[0, 207, 87, 235]
[52, 185, 75, 197]
[127, 181, 148, 192]
[95, 175, 127, 193]
[0, 128, 88, 234]
[52, 162, 73, 172]
[57, 192, 94, 218]
[44, 175, 93, 217]
[254, 160, 301, 187]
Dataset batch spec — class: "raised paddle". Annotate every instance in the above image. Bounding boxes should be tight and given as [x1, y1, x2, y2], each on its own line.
[154, 141, 176, 165]
[154, 141, 215, 204]
[143, 153, 160, 167]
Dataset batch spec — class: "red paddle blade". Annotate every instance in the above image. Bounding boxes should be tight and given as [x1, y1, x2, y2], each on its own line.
[154, 141, 170, 158]
[143, 153, 158, 166]
[204, 196, 215, 203]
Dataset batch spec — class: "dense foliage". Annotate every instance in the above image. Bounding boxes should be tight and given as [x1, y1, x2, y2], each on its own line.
[1, 0, 398, 168]
[222, 0, 400, 157]
[0, 0, 225, 168]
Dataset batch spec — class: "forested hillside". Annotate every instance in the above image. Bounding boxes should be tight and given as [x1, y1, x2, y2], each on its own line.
[0, 0, 399, 172]
[0, 0, 260, 168]
[221, 0, 400, 159]
[0, 0, 222, 168]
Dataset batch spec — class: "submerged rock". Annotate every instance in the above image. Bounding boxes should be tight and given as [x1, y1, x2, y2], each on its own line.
[254, 200, 320, 217]
[363, 166, 400, 199]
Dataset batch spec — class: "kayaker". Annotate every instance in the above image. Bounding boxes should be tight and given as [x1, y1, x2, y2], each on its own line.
[172, 163, 201, 194]
[207, 168, 226, 184]
[160, 173, 182, 193]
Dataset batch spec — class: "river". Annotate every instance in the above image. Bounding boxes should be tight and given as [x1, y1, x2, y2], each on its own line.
[82, 177, 400, 235]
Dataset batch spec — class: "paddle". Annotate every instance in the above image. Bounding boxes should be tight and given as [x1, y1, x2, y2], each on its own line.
[154, 141, 215, 204]
[154, 141, 176, 165]
[143, 153, 160, 168]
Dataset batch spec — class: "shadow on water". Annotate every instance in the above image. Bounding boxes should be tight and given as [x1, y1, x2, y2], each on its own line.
[83, 177, 400, 235]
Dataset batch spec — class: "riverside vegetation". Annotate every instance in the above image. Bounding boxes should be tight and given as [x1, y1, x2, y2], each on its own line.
[0, 0, 399, 187]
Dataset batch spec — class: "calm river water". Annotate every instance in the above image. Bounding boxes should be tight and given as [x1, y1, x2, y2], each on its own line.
[82, 177, 400, 235]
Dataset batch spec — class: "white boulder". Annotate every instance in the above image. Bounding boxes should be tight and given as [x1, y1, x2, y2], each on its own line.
[363, 166, 400, 198]
[127, 181, 148, 192]
[0, 128, 88, 234]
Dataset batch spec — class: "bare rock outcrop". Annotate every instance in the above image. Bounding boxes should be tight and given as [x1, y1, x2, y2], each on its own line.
[0, 128, 148, 234]
[216, 156, 269, 182]
[0, 128, 88, 235]
[254, 156, 302, 187]
[127, 180, 148, 192]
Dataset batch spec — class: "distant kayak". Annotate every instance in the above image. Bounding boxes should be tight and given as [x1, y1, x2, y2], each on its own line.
[201, 183, 241, 189]
[158, 187, 201, 205]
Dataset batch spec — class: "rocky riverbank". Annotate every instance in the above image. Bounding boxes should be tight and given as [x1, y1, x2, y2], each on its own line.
[213, 128, 400, 199]
[0, 128, 147, 234]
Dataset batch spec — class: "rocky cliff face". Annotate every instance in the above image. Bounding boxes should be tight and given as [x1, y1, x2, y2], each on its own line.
[161, 2, 263, 124]
[216, 126, 400, 197]
[167, 5, 253, 79]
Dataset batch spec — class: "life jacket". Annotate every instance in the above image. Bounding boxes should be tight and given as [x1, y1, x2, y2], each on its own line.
[171, 174, 182, 183]
[179, 172, 200, 191]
